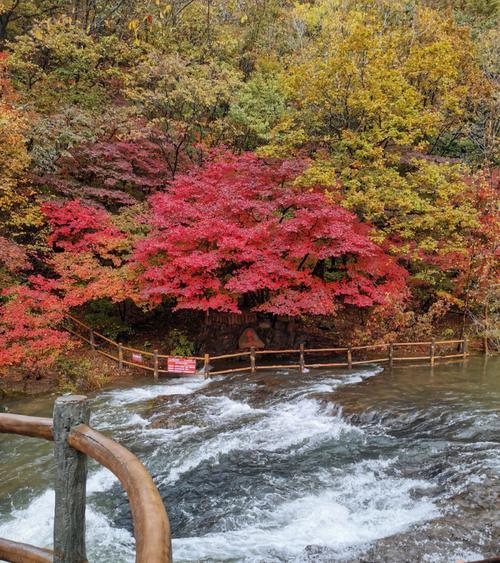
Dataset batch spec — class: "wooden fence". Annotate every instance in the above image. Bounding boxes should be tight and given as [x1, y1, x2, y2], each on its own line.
[0, 395, 171, 563]
[64, 315, 470, 379]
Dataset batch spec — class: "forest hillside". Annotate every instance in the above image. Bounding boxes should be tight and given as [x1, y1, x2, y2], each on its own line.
[0, 0, 498, 381]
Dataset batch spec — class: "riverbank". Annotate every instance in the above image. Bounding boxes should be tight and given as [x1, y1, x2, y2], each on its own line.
[0, 349, 134, 398]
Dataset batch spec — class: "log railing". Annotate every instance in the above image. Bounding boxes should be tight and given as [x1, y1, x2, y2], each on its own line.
[64, 315, 470, 379]
[0, 395, 171, 563]
[209, 338, 469, 375]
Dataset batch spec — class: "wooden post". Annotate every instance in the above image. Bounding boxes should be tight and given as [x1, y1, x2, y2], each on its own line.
[250, 347, 256, 374]
[347, 346, 353, 369]
[118, 343, 123, 370]
[89, 329, 95, 351]
[389, 343, 394, 368]
[203, 353, 210, 378]
[463, 336, 468, 358]
[153, 349, 159, 381]
[53, 395, 89, 563]
[483, 334, 489, 355]
[430, 338, 436, 366]
[483, 303, 489, 355]
[299, 343, 305, 375]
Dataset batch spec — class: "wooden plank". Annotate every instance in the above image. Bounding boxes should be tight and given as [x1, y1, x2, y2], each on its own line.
[351, 344, 389, 350]
[65, 314, 90, 329]
[53, 396, 89, 563]
[64, 326, 93, 346]
[120, 358, 156, 371]
[156, 353, 204, 360]
[211, 351, 251, 360]
[352, 358, 389, 365]
[121, 345, 155, 357]
[95, 349, 119, 362]
[92, 331, 117, 345]
[153, 350, 159, 381]
[254, 349, 300, 355]
[303, 347, 348, 353]
[211, 367, 252, 375]
[392, 341, 432, 347]
[305, 362, 349, 368]
[89, 329, 96, 351]
[437, 353, 470, 359]
[255, 364, 301, 370]
[393, 356, 431, 361]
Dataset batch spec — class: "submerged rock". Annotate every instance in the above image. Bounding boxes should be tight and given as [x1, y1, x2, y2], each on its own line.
[149, 393, 204, 428]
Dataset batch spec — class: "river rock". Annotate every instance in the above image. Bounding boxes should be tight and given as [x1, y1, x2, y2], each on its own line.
[149, 393, 203, 429]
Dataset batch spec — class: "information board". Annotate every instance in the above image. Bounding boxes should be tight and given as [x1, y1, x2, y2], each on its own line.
[167, 356, 197, 374]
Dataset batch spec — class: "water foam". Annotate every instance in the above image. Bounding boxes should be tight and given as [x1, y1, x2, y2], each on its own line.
[202, 396, 265, 422]
[172, 459, 438, 562]
[102, 378, 208, 407]
[297, 365, 385, 396]
[0, 486, 134, 562]
[164, 398, 361, 483]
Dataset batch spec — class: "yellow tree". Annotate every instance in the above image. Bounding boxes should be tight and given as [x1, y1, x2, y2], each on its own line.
[0, 55, 42, 240]
[263, 0, 492, 293]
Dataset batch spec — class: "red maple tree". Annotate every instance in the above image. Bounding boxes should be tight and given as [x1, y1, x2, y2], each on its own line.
[0, 200, 134, 369]
[36, 135, 178, 207]
[42, 199, 137, 306]
[135, 151, 407, 315]
[0, 279, 73, 368]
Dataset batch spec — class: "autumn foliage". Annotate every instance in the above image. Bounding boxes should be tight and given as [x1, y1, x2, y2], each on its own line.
[37, 136, 175, 207]
[135, 152, 407, 314]
[0, 281, 73, 368]
[0, 0, 498, 370]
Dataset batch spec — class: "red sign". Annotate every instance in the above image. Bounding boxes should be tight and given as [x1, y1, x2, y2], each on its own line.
[167, 357, 197, 375]
[132, 353, 143, 363]
[238, 327, 264, 350]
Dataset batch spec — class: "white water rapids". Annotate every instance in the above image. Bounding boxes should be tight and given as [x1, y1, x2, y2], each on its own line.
[1, 359, 498, 562]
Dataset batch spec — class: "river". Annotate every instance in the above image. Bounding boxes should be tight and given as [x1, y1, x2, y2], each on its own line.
[0, 356, 498, 562]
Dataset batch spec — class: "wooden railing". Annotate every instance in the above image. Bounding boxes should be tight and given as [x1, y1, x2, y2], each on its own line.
[64, 315, 207, 380]
[64, 315, 470, 378]
[209, 338, 469, 375]
[0, 395, 171, 563]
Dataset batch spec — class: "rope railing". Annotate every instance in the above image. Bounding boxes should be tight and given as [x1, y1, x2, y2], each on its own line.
[0, 395, 171, 563]
[63, 315, 471, 379]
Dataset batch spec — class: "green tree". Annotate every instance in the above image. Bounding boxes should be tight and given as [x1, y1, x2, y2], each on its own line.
[7, 16, 134, 110]
[125, 52, 242, 174]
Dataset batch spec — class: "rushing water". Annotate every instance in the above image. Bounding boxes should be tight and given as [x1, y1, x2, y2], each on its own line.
[0, 357, 498, 562]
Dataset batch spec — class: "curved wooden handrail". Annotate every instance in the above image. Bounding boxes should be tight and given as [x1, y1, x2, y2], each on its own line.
[0, 538, 53, 563]
[0, 414, 53, 441]
[0, 415, 171, 563]
[68, 424, 172, 563]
